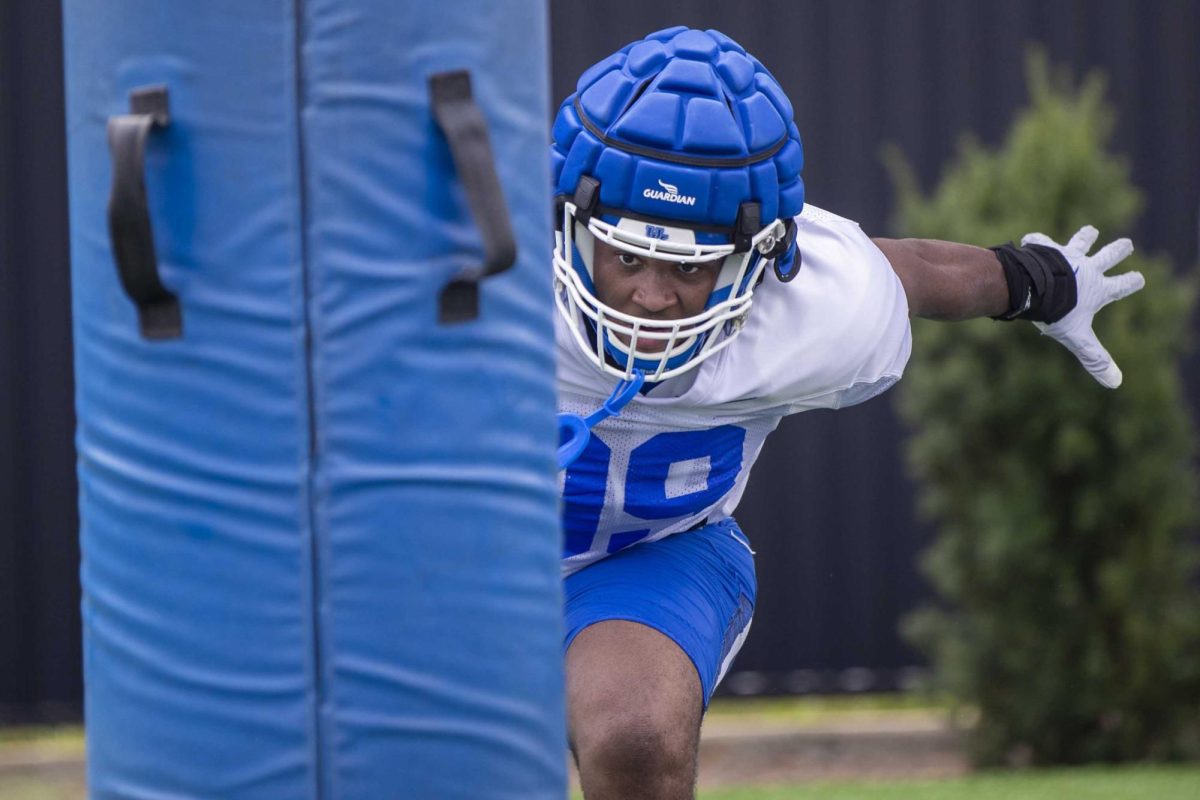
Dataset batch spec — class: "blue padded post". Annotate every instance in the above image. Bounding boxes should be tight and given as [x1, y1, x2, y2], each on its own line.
[62, 2, 562, 798]
[300, 2, 562, 797]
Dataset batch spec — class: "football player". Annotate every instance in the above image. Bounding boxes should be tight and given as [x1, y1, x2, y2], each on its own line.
[551, 27, 1143, 800]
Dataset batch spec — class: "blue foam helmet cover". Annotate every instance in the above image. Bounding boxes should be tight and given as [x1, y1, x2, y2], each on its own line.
[551, 26, 805, 234]
[62, 2, 563, 798]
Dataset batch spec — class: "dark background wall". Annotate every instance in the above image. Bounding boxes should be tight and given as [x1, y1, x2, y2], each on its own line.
[0, 0, 78, 722]
[2, 0, 1196, 719]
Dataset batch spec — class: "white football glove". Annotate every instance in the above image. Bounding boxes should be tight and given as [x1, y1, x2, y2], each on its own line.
[1020, 226, 1144, 389]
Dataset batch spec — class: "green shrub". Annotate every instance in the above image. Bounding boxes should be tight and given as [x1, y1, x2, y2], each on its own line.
[886, 52, 1200, 766]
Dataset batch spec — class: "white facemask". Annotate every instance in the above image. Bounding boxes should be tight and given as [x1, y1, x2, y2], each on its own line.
[553, 201, 786, 382]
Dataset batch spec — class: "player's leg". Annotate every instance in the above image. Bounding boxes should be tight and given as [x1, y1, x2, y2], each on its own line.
[567, 620, 702, 800]
[562, 518, 757, 800]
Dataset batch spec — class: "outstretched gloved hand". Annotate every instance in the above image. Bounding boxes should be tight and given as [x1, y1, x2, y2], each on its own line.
[1021, 226, 1144, 389]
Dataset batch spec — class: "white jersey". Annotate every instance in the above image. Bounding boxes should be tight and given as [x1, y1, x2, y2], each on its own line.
[557, 205, 912, 575]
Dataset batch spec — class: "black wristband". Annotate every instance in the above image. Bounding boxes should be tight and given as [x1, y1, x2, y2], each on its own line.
[989, 243, 1078, 323]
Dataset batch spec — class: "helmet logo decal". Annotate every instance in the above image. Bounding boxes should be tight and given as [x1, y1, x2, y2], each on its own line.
[642, 178, 696, 206]
[645, 224, 669, 240]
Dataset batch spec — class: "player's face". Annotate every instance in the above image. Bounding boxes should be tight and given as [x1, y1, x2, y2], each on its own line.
[591, 240, 721, 352]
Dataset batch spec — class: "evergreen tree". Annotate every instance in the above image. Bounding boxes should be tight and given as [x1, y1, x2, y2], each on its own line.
[886, 52, 1200, 766]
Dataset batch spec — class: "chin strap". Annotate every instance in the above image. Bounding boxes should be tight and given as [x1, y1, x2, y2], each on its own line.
[557, 370, 646, 469]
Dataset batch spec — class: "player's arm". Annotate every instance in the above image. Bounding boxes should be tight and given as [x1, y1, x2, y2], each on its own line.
[872, 227, 1145, 388]
[871, 237, 1008, 321]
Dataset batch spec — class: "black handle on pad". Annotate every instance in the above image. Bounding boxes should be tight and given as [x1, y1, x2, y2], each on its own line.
[106, 85, 180, 339]
[429, 70, 517, 324]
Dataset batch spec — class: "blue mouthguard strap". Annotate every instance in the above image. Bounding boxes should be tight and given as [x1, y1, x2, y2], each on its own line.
[556, 370, 645, 469]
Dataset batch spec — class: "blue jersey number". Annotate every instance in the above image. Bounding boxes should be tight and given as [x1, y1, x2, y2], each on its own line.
[562, 425, 746, 558]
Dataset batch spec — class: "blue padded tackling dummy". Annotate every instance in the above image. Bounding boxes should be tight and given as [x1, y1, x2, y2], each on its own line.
[62, 2, 563, 798]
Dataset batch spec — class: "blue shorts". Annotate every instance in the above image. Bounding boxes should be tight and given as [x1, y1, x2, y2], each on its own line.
[563, 518, 757, 706]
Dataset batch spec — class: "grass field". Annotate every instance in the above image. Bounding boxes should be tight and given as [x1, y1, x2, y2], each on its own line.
[5, 705, 1199, 799]
[8, 764, 1199, 800]
[695, 765, 1200, 799]
[702, 692, 967, 738]
[0, 725, 85, 748]
[705, 692, 951, 724]
[5, 756, 1199, 800]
